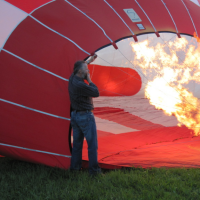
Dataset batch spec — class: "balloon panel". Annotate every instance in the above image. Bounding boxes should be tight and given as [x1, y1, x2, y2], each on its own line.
[0, 51, 70, 117]
[3, 16, 84, 78]
[0, 101, 70, 155]
[31, 0, 112, 53]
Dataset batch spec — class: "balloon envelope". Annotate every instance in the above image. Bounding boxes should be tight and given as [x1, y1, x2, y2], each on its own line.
[1, 0, 200, 168]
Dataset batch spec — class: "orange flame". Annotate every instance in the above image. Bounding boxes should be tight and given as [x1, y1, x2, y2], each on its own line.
[194, 32, 200, 43]
[130, 35, 200, 136]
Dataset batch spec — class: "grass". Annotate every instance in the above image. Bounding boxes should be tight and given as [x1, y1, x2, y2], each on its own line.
[1, 157, 200, 200]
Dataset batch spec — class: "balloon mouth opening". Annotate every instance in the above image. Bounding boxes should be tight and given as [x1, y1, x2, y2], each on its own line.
[77, 32, 200, 167]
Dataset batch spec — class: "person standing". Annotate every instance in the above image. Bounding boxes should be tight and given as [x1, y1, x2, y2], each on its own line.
[68, 54, 101, 175]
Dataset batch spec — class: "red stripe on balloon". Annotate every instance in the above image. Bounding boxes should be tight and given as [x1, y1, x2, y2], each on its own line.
[0, 51, 70, 118]
[0, 101, 70, 156]
[4, 16, 85, 79]
[89, 64, 142, 96]
[31, 0, 111, 54]
[5, 0, 52, 13]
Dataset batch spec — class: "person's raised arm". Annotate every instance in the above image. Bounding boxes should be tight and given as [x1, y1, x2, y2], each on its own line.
[77, 80, 99, 97]
[86, 54, 97, 65]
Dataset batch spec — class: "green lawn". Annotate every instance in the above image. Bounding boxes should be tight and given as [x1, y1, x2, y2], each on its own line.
[1, 157, 200, 200]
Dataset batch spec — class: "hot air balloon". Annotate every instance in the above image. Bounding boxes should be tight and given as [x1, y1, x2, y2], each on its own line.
[1, 0, 200, 169]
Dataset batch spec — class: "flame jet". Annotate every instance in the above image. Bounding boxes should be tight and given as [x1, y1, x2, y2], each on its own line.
[130, 34, 200, 136]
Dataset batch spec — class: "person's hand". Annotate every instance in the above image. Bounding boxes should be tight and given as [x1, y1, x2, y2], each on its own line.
[87, 54, 97, 64]
[92, 54, 97, 61]
[86, 72, 92, 83]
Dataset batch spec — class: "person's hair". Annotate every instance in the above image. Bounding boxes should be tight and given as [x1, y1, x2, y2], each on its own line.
[73, 60, 86, 75]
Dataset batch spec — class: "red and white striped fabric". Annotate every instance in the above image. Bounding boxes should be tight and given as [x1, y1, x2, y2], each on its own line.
[1, 0, 200, 169]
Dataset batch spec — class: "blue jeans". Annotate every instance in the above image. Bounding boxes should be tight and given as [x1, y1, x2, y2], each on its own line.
[70, 110, 101, 174]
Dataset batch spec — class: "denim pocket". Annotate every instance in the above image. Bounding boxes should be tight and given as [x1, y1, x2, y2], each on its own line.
[78, 113, 94, 130]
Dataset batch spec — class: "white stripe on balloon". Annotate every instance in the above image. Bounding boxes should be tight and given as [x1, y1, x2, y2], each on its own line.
[2, 49, 69, 81]
[0, 142, 71, 158]
[0, 98, 70, 120]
